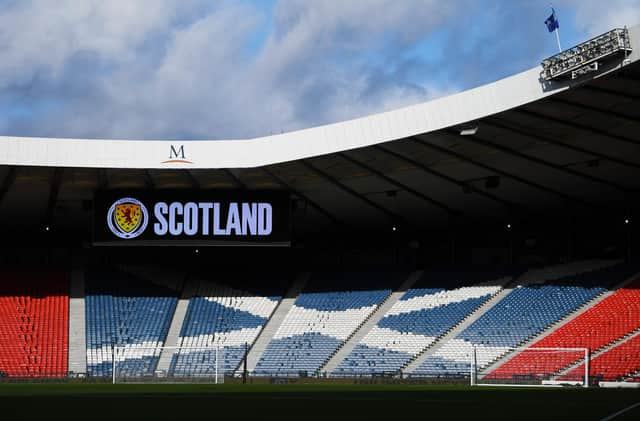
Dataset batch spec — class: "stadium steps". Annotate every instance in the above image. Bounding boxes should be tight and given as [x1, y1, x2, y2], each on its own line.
[320, 270, 423, 374]
[244, 272, 310, 373]
[478, 260, 630, 377]
[554, 327, 640, 379]
[155, 273, 192, 373]
[403, 274, 517, 374]
[68, 266, 87, 374]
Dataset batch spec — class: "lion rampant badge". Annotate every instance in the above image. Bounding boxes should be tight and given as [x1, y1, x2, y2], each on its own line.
[107, 198, 148, 239]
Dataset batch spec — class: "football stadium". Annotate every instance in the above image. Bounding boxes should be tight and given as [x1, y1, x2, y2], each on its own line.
[0, 21, 639, 421]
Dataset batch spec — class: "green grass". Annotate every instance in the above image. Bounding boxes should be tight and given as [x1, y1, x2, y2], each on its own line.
[0, 383, 638, 420]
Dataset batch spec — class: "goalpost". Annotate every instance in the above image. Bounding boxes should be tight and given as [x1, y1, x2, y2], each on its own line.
[470, 346, 589, 388]
[112, 345, 224, 384]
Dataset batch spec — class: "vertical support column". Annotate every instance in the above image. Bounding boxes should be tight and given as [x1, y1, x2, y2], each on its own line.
[68, 266, 87, 375]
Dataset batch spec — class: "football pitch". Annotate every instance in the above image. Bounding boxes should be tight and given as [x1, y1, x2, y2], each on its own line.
[0, 383, 638, 421]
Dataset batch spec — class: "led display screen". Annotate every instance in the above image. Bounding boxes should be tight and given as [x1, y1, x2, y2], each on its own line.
[93, 190, 290, 246]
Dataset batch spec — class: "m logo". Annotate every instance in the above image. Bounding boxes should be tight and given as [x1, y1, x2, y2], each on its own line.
[107, 198, 149, 239]
[170, 145, 185, 160]
[162, 144, 193, 164]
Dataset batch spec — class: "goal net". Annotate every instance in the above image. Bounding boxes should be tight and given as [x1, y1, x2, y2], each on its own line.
[471, 347, 589, 387]
[112, 345, 224, 384]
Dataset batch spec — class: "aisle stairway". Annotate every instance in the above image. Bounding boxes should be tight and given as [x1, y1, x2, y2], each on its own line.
[244, 273, 309, 373]
[322, 270, 423, 374]
[67, 267, 86, 374]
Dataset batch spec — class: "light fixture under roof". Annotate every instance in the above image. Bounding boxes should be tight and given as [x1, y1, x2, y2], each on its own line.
[460, 126, 478, 136]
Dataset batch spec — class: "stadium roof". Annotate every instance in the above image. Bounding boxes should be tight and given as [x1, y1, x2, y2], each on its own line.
[0, 25, 639, 236]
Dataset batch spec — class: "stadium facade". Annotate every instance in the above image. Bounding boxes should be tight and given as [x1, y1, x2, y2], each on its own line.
[0, 25, 638, 386]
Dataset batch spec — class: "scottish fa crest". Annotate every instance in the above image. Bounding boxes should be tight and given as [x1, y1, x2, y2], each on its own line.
[107, 198, 149, 239]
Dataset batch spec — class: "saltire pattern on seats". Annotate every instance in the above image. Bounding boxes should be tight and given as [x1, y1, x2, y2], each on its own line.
[487, 271, 640, 381]
[0, 268, 68, 377]
[410, 261, 625, 377]
[333, 268, 516, 375]
[85, 268, 178, 377]
[170, 280, 282, 376]
[254, 271, 404, 376]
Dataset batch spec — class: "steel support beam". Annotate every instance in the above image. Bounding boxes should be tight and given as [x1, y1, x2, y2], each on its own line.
[582, 85, 640, 101]
[446, 129, 631, 193]
[98, 169, 109, 190]
[374, 145, 520, 211]
[339, 152, 458, 216]
[184, 170, 201, 189]
[300, 159, 404, 223]
[0, 167, 17, 208]
[224, 169, 246, 189]
[512, 108, 640, 147]
[263, 167, 343, 226]
[143, 170, 155, 189]
[44, 168, 63, 226]
[485, 117, 640, 171]
[609, 73, 640, 84]
[547, 97, 640, 125]
[409, 136, 604, 210]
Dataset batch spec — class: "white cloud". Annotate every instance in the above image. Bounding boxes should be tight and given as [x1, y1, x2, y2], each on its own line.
[0, 0, 637, 140]
[0, 0, 464, 139]
[567, 0, 640, 35]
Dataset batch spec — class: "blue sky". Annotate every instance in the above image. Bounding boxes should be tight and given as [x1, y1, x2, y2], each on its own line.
[0, 0, 638, 140]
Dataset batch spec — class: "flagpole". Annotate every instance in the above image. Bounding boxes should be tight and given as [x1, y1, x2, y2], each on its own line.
[555, 27, 562, 52]
[549, 4, 562, 52]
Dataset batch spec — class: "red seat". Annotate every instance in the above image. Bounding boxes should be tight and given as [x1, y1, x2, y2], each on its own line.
[0, 268, 69, 377]
[488, 277, 640, 380]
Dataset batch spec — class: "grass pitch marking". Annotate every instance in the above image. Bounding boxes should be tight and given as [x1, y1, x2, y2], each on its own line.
[600, 402, 640, 421]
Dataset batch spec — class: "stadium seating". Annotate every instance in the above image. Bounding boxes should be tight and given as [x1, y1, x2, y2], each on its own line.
[85, 268, 178, 377]
[170, 279, 283, 376]
[410, 261, 630, 377]
[487, 274, 640, 380]
[333, 268, 516, 375]
[0, 268, 68, 377]
[254, 271, 404, 376]
[0, 258, 634, 381]
[561, 334, 640, 382]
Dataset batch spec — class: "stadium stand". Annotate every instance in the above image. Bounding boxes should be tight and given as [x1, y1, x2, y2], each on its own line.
[254, 271, 404, 376]
[560, 333, 640, 382]
[170, 277, 284, 376]
[85, 267, 178, 377]
[0, 268, 68, 377]
[333, 268, 516, 375]
[410, 261, 632, 377]
[488, 274, 640, 380]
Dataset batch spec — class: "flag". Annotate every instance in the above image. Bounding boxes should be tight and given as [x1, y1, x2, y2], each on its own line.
[545, 8, 559, 32]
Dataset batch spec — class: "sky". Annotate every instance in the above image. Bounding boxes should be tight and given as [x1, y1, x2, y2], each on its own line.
[0, 0, 638, 140]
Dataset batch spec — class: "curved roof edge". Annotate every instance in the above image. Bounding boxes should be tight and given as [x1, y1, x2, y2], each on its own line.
[1, 24, 639, 170]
